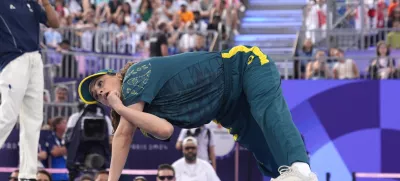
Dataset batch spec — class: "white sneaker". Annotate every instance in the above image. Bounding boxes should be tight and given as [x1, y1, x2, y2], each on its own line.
[270, 166, 318, 181]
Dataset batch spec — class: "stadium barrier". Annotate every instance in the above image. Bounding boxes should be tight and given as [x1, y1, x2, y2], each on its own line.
[42, 49, 400, 81]
[0, 167, 157, 175]
[353, 172, 400, 179]
[40, 28, 219, 55]
[301, 28, 399, 50]
[43, 102, 79, 125]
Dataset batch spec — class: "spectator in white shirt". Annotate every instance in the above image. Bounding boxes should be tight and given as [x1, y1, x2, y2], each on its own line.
[179, 24, 197, 52]
[172, 137, 220, 181]
[176, 125, 216, 170]
[333, 49, 360, 79]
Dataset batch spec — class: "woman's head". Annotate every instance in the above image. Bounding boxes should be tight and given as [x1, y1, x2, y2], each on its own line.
[78, 62, 135, 131]
[302, 38, 313, 51]
[377, 41, 390, 56]
[78, 69, 123, 106]
[122, 2, 131, 14]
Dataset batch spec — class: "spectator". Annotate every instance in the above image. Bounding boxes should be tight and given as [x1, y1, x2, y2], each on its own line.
[158, 0, 175, 22]
[387, 20, 400, 49]
[57, 40, 79, 78]
[134, 176, 147, 181]
[207, 15, 227, 40]
[294, 38, 317, 79]
[388, 7, 400, 28]
[172, 137, 220, 181]
[139, 0, 153, 21]
[37, 170, 53, 181]
[170, 14, 183, 31]
[9, 170, 18, 181]
[55, 85, 69, 103]
[333, 49, 359, 79]
[68, 0, 83, 18]
[305, 0, 327, 43]
[176, 125, 217, 170]
[192, 34, 207, 52]
[199, 0, 213, 17]
[45, 117, 68, 181]
[368, 41, 396, 79]
[94, 170, 109, 181]
[305, 50, 330, 80]
[178, 1, 194, 23]
[126, 0, 142, 14]
[120, 2, 134, 26]
[133, 13, 148, 34]
[44, 28, 62, 49]
[107, 0, 123, 17]
[327, 47, 338, 64]
[149, 22, 169, 57]
[179, 24, 197, 52]
[188, 0, 201, 12]
[47, 85, 73, 121]
[192, 11, 208, 33]
[156, 164, 175, 181]
[388, 0, 399, 17]
[99, 14, 117, 29]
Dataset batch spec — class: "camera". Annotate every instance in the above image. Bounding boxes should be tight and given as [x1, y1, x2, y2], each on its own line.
[65, 104, 111, 181]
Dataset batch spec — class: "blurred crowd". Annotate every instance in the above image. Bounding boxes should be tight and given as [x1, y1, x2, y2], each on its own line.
[297, 0, 400, 80]
[294, 38, 399, 80]
[39, 0, 244, 56]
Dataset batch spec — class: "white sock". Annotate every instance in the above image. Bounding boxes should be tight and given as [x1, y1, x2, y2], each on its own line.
[291, 162, 311, 176]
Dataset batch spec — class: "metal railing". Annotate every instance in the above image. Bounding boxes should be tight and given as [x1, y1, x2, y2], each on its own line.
[300, 28, 397, 50]
[41, 28, 219, 55]
[43, 102, 79, 125]
[42, 49, 143, 80]
[274, 55, 400, 80]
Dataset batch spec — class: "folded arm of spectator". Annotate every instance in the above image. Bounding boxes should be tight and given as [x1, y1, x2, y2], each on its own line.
[51, 145, 67, 157]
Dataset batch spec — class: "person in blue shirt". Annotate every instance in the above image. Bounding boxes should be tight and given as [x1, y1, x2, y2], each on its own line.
[0, 0, 59, 180]
[45, 117, 68, 181]
[78, 45, 318, 181]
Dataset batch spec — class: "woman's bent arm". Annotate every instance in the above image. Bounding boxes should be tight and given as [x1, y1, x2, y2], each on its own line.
[108, 116, 136, 181]
[114, 102, 174, 140]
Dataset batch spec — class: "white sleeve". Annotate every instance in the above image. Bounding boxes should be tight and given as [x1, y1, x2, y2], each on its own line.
[66, 113, 80, 128]
[172, 162, 182, 181]
[105, 116, 113, 136]
[208, 128, 216, 147]
[205, 162, 221, 181]
[177, 129, 188, 142]
[332, 62, 338, 70]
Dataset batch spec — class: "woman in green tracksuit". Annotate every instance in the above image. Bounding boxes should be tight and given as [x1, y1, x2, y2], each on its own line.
[78, 45, 318, 181]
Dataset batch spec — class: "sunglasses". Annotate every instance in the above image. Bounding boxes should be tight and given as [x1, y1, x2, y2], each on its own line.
[158, 176, 174, 180]
[184, 146, 196, 151]
[9, 177, 18, 181]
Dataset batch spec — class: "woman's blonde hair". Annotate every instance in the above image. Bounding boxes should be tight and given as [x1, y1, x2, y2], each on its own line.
[110, 62, 135, 133]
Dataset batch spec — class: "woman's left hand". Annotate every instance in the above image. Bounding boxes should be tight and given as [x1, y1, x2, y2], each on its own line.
[107, 90, 123, 109]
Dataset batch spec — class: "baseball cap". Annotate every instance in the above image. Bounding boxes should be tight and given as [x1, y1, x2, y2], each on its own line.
[78, 69, 117, 105]
[182, 136, 198, 147]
